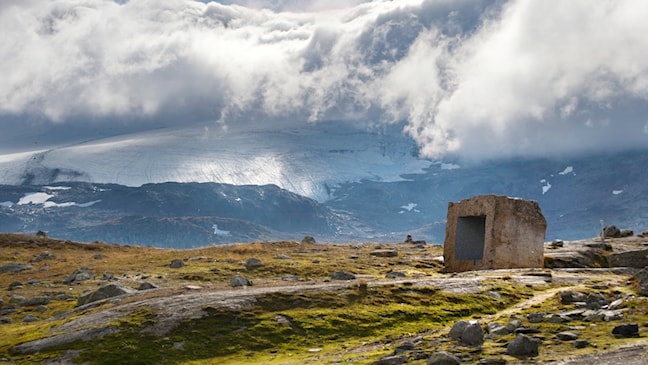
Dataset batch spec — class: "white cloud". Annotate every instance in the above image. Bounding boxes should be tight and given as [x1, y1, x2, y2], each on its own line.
[1, 0, 647, 159]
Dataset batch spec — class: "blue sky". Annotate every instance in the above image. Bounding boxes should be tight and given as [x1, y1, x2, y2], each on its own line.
[1, 0, 647, 160]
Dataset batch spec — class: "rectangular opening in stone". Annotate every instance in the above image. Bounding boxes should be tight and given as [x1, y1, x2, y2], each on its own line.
[455, 215, 486, 260]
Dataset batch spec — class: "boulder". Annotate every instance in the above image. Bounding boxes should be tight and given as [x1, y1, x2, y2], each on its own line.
[560, 290, 588, 303]
[77, 283, 135, 306]
[448, 320, 470, 340]
[634, 268, 648, 296]
[229, 275, 253, 287]
[301, 236, 316, 244]
[556, 332, 579, 341]
[373, 354, 407, 365]
[0, 263, 33, 274]
[612, 324, 639, 338]
[602, 225, 621, 238]
[461, 322, 484, 346]
[386, 271, 407, 279]
[63, 268, 94, 284]
[138, 282, 159, 290]
[169, 259, 185, 269]
[370, 249, 398, 258]
[586, 293, 609, 310]
[245, 258, 263, 269]
[507, 334, 540, 357]
[20, 297, 49, 307]
[331, 271, 356, 280]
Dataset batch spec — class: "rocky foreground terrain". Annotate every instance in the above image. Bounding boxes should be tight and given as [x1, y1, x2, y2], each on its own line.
[1, 232, 648, 364]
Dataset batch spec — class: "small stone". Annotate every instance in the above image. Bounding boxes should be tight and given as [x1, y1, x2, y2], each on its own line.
[245, 258, 263, 269]
[486, 322, 509, 337]
[9, 295, 26, 305]
[229, 275, 252, 287]
[30, 252, 56, 262]
[8, 281, 23, 290]
[507, 334, 539, 357]
[556, 332, 579, 341]
[586, 293, 609, 309]
[101, 272, 115, 281]
[612, 324, 639, 338]
[427, 351, 460, 365]
[34, 305, 48, 313]
[373, 354, 407, 365]
[93, 254, 108, 260]
[301, 236, 316, 244]
[386, 271, 406, 279]
[22, 315, 39, 323]
[573, 340, 589, 349]
[546, 314, 570, 323]
[138, 282, 159, 290]
[560, 290, 588, 304]
[169, 259, 185, 269]
[505, 319, 522, 332]
[276, 254, 290, 259]
[527, 312, 546, 323]
[478, 359, 507, 365]
[330, 271, 355, 280]
[0, 317, 14, 324]
[370, 249, 398, 258]
[608, 298, 623, 310]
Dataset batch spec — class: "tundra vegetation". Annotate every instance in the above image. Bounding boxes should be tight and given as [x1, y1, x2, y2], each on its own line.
[0, 233, 647, 364]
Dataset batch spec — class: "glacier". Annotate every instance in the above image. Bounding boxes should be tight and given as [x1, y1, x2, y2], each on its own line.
[0, 122, 432, 202]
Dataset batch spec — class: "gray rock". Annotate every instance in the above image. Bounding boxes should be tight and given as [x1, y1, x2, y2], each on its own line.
[34, 305, 48, 313]
[370, 249, 398, 258]
[486, 322, 509, 337]
[331, 271, 356, 280]
[373, 354, 407, 365]
[0, 263, 33, 274]
[505, 319, 522, 332]
[245, 258, 263, 269]
[101, 272, 115, 281]
[427, 351, 461, 365]
[461, 322, 484, 346]
[93, 254, 108, 260]
[169, 259, 185, 269]
[10, 326, 119, 355]
[22, 315, 39, 323]
[448, 320, 469, 340]
[478, 359, 507, 365]
[573, 340, 590, 349]
[560, 290, 588, 303]
[586, 293, 609, 309]
[634, 268, 648, 296]
[301, 236, 316, 244]
[527, 312, 546, 323]
[229, 275, 253, 287]
[612, 324, 639, 338]
[0, 317, 13, 324]
[602, 225, 621, 238]
[507, 334, 540, 357]
[546, 314, 570, 323]
[30, 252, 56, 262]
[9, 295, 26, 304]
[8, 281, 23, 290]
[556, 332, 579, 341]
[138, 282, 159, 290]
[276, 254, 291, 259]
[386, 271, 406, 279]
[77, 283, 135, 306]
[63, 269, 94, 284]
[21, 297, 49, 307]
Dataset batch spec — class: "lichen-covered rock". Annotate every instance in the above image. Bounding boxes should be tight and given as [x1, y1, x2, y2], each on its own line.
[229, 275, 253, 287]
[461, 322, 484, 346]
[330, 271, 355, 280]
[245, 258, 263, 269]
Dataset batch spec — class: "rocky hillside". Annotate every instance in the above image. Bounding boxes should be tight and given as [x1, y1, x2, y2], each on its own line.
[2, 233, 648, 364]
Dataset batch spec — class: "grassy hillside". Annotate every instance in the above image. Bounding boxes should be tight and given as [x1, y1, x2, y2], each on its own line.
[1, 233, 647, 364]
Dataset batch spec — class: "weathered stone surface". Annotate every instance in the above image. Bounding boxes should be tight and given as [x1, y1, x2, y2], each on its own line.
[77, 283, 135, 306]
[507, 334, 540, 357]
[63, 268, 94, 284]
[20, 297, 49, 307]
[10, 326, 119, 355]
[443, 195, 546, 273]
[427, 351, 461, 365]
[138, 282, 159, 290]
[386, 271, 406, 279]
[301, 236, 316, 244]
[556, 332, 579, 341]
[0, 263, 33, 274]
[560, 290, 588, 303]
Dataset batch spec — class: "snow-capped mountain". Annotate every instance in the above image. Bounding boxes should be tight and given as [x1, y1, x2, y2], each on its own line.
[0, 123, 647, 247]
[0, 122, 429, 203]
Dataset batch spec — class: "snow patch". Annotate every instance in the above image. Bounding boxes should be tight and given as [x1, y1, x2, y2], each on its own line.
[18, 192, 54, 205]
[212, 224, 230, 236]
[541, 181, 552, 194]
[44, 186, 71, 190]
[399, 202, 420, 214]
[558, 166, 575, 175]
[612, 190, 623, 195]
[0, 201, 13, 208]
[77, 200, 102, 207]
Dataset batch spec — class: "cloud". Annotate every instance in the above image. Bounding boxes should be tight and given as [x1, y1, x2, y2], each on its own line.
[0, 0, 647, 160]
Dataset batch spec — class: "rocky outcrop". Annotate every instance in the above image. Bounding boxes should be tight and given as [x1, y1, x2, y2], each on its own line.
[77, 283, 136, 306]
